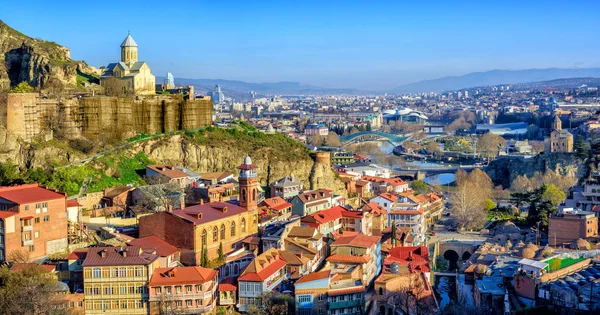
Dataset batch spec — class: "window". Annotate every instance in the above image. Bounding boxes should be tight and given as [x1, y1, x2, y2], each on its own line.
[202, 229, 207, 245]
[165, 286, 172, 294]
[42, 202, 48, 213]
[221, 224, 226, 240]
[186, 285, 192, 293]
[28, 245, 35, 252]
[318, 294, 325, 301]
[241, 218, 246, 233]
[25, 205, 29, 211]
[34, 231, 39, 238]
[134, 267, 144, 277]
[35, 203, 40, 214]
[213, 226, 218, 242]
[195, 285, 201, 292]
[186, 300, 192, 307]
[298, 295, 312, 303]
[176, 300, 182, 307]
[43, 215, 50, 222]
[92, 268, 101, 278]
[118, 267, 127, 277]
[196, 299, 202, 306]
[34, 217, 40, 223]
[176, 286, 182, 294]
[231, 221, 236, 237]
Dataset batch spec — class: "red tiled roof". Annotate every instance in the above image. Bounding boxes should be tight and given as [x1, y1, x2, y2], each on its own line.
[81, 246, 159, 267]
[295, 189, 332, 204]
[66, 199, 82, 207]
[331, 234, 381, 248]
[363, 202, 387, 215]
[128, 236, 179, 257]
[0, 184, 65, 204]
[171, 201, 249, 225]
[10, 263, 55, 273]
[238, 258, 286, 282]
[384, 246, 430, 273]
[377, 193, 398, 202]
[67, 249, 88, 260]
[326, 254, 371, 264]
[0, 211, 18, 219]
[260, 197, 292, 212]
[218, 277, 237, 291]
[390, 207, 424, 215]
[147, 164, 189, 179]
[296, 270, 331, 284]
[362, 176, 407, 187]
[149, 266, 217, 286]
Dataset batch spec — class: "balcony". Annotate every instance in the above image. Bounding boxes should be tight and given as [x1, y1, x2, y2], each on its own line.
[328, 299, 365, 310]
[22, 225, 33, 232]
[22, 239, 33, 246]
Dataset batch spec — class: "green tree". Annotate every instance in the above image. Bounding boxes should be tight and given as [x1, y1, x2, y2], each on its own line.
[218, 242, 224, 262]
[574, 135, 589, 158]
[0, 265, 58, 315]
[9, 82, 34, 93]
[410, 180, 428, 195]
[484, 198, 496, 212]
[201, 244, 208, 267]
[541, 184, 566, 207]
[0, 161, 23, 186]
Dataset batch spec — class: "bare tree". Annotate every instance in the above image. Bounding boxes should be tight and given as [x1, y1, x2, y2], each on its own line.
[7, 249, 30, 263]
[386, 273, 431, 315]
[451, 180, 487, 230]
[151, 293, 186, 315]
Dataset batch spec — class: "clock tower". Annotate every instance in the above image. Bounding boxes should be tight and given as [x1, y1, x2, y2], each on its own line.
[237, 155, 258, 211]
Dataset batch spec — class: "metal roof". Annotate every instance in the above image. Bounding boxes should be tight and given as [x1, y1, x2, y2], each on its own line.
[120, 34, 138, 47]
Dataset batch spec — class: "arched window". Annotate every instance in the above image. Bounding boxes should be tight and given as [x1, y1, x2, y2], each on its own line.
[231, 222, 236, 237]
[241, 218, 246, 233]
[234, 264, 239, 274]
[220, 224, 225, 240]
[202, 229, 207, 246]
[252, 189, 257, 201]
[213, 226, 218, 242]
[241, 189, 247, 202]
[378, 287, 383, 295]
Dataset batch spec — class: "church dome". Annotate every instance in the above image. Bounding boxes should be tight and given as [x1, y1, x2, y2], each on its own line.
[243, 155, 252, 165]
[121, 34, 138, 47]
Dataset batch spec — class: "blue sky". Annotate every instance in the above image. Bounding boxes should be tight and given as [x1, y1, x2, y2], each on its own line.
[2, 0, 599, 89]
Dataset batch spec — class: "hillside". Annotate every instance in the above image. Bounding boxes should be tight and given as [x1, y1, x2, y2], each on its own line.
[0, 19, 98, 91]
[391, 68, 600, 94]
[0, 126, 346, 197]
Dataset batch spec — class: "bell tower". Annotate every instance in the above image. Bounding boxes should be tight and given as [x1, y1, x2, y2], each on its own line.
[552, 115, 562, 131]
[120, 32, 139, 66]
[237, 155, 258, 211]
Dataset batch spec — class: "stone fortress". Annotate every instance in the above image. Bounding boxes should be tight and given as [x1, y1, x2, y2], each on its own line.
[0, 34, 212, 141]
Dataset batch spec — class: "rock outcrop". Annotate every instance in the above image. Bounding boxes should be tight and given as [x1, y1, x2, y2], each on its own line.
[486, 153, 587, 188]
[0, 19, 97, 91]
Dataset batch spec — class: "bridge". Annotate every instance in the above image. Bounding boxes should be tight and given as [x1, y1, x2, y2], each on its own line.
[394, 165, 485, 179]
[430, 240, 484, 270]
[339, 131, 408, 146]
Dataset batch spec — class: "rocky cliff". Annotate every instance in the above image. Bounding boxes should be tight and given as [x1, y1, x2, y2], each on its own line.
[0, 20, 98, 91]
[486, 153, 587, 188]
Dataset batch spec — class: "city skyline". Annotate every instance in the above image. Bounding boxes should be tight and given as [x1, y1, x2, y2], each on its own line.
[2, 0, 599, 90]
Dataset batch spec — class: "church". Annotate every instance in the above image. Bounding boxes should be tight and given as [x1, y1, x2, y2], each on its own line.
[546, 115, 573, 153]
[99, 33, 156, 95]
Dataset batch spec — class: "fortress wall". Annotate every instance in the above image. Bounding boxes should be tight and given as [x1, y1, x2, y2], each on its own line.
[5, 93, 38, 141]
[182, 97, 212, 130]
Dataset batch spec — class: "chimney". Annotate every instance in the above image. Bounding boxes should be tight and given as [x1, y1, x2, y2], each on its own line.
[99, 249, 107, 258]
[222, 207, 227, 213]
[296, 252, 303, 259]
[197, 213, 203, 220]
[200, 199, 204, 205]
[168, 205, 173, 212]
[180, 200, 185, 210]
[219, 194, 223, 202]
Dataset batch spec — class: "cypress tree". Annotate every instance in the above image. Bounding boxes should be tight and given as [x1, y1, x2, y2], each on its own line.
[218, 242, 224, 262]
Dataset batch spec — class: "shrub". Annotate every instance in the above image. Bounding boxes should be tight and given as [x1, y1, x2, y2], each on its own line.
[68, 138, 95, 154]
[10, 82, 34, 93]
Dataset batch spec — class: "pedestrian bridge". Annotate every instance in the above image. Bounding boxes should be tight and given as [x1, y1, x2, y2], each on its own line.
[340, 131, 408, 145]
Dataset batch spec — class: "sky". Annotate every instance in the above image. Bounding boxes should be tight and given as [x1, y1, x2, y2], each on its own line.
[2, 0, 599, 90]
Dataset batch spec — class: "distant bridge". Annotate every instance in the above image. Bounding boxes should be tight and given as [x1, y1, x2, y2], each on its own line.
[340, 131, 408, 145]
[394, 165, 485, 179]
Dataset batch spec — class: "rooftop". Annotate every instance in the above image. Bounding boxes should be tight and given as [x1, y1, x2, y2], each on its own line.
[0, 184, 65, 204]
[81, 246, 159, 267]
[147, 164, 190, 179]
[171, 201, 248, 225]
[149, 266, 217, 286]
[127, 236, 179, 257]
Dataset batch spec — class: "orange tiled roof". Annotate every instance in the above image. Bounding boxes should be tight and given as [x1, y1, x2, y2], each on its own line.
[0, 184, 65, 204]
[326, 254, 371, 264]
[260, 196, 292, 212]
[331, 234, 381, 248]
[378, 193, 398, 202]
[296, 270, 331, 284]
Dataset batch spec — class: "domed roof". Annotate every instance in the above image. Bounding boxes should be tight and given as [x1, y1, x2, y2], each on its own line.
[243, 155, 252, 165]
[571, 239, 591, 250]
[120, 33, 138, 47]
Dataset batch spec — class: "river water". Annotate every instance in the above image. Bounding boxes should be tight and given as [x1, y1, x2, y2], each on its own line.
[435, 276, 455, 310]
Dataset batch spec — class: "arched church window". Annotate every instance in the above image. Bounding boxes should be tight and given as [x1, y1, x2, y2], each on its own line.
[202, 229, 207, 245]
[231, 222, 236, 237]
[213, 226, 218, 242]
[220, 224, 225, 240]
[241, 218, 246, 233]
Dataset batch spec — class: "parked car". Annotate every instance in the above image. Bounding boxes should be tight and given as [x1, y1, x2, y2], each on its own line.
[447, 226, 458, 232]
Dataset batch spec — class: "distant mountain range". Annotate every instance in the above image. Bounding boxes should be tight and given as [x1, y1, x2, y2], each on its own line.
[390, 68, 600, 94]
[161, 68, 600, 97]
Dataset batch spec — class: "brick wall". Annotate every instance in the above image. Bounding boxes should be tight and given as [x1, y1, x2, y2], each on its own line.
[548, 215, 597, 245]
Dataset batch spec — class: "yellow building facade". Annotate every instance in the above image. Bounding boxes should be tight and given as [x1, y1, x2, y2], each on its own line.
[548, 115, 573, 153]
[100, 33, 156, 95]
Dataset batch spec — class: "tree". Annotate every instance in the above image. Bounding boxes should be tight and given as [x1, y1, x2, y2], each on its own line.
[426, 141, 442, 157]
[9, 82, 34, 93]
[484, 198, 496, 212]
[325, 132, 341, 146]
[136, 181, 184, 212]
[0, 161, 23, 186]
[451, 179, 487, 230]
[511, 175, 532, 193]
[349, 127, 360, 134]
[477, 132, 506, 158]
[0, 265, 59, 315]
[200, 244, 208, 268]
[410, 180, 428, 195]
[247, 292, 296, 315]
[574, 135, 589, 158]
[541, 184, 566, 207]
[218, 242, 224, 262]
[386, 273, 431, 315]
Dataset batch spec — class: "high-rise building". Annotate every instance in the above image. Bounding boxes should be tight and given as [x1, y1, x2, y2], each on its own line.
[210, 85, 225, 104]
[164, 72, 175, 89]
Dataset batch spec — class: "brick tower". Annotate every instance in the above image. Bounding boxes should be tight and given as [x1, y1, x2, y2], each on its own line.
[237, 155, 258, 211]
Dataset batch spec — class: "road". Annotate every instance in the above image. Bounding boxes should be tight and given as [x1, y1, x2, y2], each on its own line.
[428, 223, 487, 244]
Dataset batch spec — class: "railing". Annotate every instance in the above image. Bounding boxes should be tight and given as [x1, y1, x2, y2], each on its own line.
[22, 225, 33, 232]
[219, 298, 235, 305]
[328, 299, 365, 309]
[22, 239, 33, 246]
